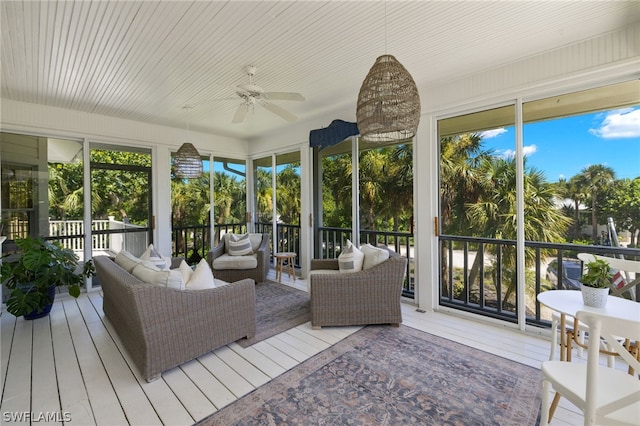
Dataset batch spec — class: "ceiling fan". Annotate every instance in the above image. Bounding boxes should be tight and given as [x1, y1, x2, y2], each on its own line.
[232, 65, 305, 124]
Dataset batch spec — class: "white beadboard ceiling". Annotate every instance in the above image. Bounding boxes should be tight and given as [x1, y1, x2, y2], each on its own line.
[1, 1, 639, 141]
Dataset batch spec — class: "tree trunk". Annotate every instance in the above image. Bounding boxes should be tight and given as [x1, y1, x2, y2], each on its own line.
[440, 242, 449, 298]
[591, 193, 598, 243]
[573, 198, 581, 238]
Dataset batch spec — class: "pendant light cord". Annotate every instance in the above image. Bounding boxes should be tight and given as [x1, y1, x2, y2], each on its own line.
[184, 105, 192, 140]
[384, 0, 387, 54]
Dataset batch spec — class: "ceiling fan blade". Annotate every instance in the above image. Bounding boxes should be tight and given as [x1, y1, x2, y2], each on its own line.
[263, 92, 305, 101]
[232, 103, 249, 123]
[261, 102, 297, 122]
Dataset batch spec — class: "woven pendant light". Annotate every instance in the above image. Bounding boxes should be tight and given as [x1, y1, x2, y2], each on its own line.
[356, 54, 421, 144]
[173, 106, 203, 179]
[174, 143, 203, 178]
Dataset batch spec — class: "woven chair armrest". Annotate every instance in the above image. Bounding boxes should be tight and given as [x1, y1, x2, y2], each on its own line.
[310, 256, 407, 293]
[207, 242, 226, 264]
[256, 234, 270, 252]
[255, 234, 271, 267]
[311, 259, 339, 270]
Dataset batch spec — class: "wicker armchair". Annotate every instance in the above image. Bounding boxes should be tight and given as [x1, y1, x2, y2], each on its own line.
[207, 233, 270, 283]
[309, 249, 407, 329]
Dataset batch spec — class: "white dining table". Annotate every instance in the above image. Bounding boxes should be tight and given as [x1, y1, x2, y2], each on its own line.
[537, 290, 640, 361]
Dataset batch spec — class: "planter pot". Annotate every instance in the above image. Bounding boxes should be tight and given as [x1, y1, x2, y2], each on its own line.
[581, 285, 609, 308]
[22, 284, 56, 320]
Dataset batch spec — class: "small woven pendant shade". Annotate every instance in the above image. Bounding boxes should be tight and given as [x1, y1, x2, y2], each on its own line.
[173, 143, 203, 179]
[356, 54, 421, 144]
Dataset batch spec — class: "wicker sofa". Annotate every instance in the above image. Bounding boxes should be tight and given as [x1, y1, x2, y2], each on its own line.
[309, 249, 407, 329]
[207, 233, 270, 283]
[94, 255, 256, 382]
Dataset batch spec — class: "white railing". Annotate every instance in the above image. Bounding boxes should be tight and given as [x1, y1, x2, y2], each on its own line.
[48, 217, 148, 255]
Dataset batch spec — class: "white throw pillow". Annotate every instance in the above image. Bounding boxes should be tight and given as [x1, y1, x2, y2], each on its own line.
[114, 250, 142, 273]
[338, 240, 364, 273]
[132, 260, 185, 290]
[360, 244, 390, 270]
[140, 244, 169, 269]
[178, 259, 193, 284]
[228, 233, 253, 256]
[186, 258, 216, 290]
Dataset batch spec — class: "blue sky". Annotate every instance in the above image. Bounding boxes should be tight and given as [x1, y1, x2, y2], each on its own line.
[480, 107, 640, 182]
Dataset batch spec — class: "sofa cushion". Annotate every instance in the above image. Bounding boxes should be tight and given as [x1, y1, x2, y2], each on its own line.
[338, 240, 364, 273]
[132, 260, 185, 290]
[185, 259, 216, 290]
[212, 253, 258, 270]
[114, 250, 143, 273]
[360, 244, 390, 270]
[228, 233, 253, 256]
[140, 244, 170, 269]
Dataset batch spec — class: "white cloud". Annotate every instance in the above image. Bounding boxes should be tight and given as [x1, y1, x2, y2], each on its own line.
[589, 108, 640, 139]
[500, 144, 537, 159]
[479, 128, 507, 139]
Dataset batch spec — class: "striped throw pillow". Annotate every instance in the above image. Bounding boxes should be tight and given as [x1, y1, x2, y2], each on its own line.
[338, 240, 364, 273]
[228, 233, 253, 256]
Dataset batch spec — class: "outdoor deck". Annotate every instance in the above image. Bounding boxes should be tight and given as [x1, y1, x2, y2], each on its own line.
[1, 270, 584, 425]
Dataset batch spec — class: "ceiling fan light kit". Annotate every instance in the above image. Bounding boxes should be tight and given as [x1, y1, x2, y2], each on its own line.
[232, 65, 305, 123]
[356, 54, 421, 144]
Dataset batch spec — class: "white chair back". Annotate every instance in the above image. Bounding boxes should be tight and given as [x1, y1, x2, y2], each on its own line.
[576, 310, 640, 424]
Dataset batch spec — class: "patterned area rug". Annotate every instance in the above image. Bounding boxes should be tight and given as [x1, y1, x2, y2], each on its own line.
[237, 280, 310, 348]
[203, 325, 541, 425]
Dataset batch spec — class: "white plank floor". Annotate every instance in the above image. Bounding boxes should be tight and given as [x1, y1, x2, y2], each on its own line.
[0, 270, 586, 426]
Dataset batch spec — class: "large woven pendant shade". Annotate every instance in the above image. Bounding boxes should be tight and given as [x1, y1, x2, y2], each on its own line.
[356, 54, 421, 144]
[174, 143, 203, 179]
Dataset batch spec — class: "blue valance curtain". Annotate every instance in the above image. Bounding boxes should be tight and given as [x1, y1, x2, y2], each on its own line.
[309, 120, 359, 150]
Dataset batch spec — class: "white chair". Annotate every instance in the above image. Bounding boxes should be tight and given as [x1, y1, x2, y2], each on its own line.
[540, 310, 640, 425]
[550, 312, 616, 367]
[549, 311, 589, 359]
[548, 252, 640, 364]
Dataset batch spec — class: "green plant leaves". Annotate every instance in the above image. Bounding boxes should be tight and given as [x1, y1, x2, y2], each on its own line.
[68, 284, 81, 298]
[6, 287, 42, 317]
[581, 259, 612, 288]
[2, 236, 95, 318]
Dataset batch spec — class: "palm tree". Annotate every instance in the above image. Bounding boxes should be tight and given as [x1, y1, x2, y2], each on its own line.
[439, 133, 488, 235]
[276, 164, 301, 225]
[575, 165, 615, 242]
[254, 168, 273, 224]
[358, 149, 386, 230]
[465, 156, 570, 307]
[213, 172, 237, 224]
[439, 133, 490, 296]
[321, 153, 353, 228]
[382, 144, 413, 232]
[561, 175, 588, 240]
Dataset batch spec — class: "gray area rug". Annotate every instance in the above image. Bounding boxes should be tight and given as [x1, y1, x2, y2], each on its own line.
[203, 325, 541, 425]
[237, 280, 310, 348]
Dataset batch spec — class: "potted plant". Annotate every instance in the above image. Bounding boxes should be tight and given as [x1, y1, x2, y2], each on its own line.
[0, 236, 95, 319]
[580, 258, 612, 308]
